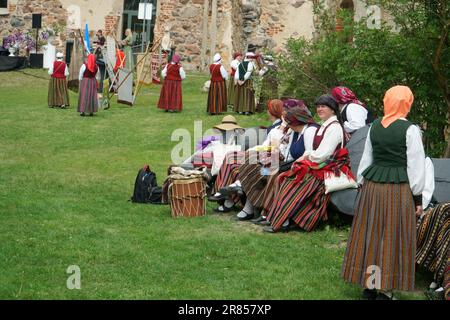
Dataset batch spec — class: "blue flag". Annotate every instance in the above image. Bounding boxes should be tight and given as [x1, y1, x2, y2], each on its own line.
[84, 22, 91, 53]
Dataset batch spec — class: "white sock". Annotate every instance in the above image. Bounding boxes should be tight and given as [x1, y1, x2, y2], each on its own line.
[229, 180, 241, 188]
[435, 287, 444, 292]
[282, 220, 289, 227]
[214, 192, 222, 197]
[430, 282, 438, 289]
[224, 200, 234, 208]
[242, 201, 253, 214]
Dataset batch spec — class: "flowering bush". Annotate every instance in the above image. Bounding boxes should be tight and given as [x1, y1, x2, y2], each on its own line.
[3, 32, 36, 52]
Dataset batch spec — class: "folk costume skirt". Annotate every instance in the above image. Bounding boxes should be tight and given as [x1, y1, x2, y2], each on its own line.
[235, 79, 255, 113]
[207, 80, 227, 114]
[239, 152, 279, 209]
[158, 79, 183, 111]
[48, 78, 70, 107]
[77, 77, 98, 114]
[341, 180, 416, 291]
[266, 173, 330, 232]
[227, 78, 236, 107]
[213, 151, 245, 205]
[416, 202, 450, 288]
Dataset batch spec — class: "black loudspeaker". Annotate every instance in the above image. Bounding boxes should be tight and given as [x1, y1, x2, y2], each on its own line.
[32, 14, 42, 29]
[30, 53, 44, 68]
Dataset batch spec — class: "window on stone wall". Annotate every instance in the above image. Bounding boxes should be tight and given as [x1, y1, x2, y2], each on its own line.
[0, 0, 7, 9]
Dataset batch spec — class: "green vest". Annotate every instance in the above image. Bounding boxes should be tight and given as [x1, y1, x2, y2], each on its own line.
[362, 118, 412, 183]
[238, 61, 250, 81]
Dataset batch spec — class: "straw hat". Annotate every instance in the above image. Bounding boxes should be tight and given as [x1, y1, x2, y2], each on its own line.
[213, 115, 243, 131]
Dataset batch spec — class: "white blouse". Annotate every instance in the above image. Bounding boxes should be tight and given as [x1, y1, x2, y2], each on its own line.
[423, 157, 435, 209]
[230, 59, 240, 71]
[302, 116, 344, 163]
[161, 63, 186, 80]
[342, 103, 368, 133]
[234, 60, 254, 81]
[357, 119, 426, 196]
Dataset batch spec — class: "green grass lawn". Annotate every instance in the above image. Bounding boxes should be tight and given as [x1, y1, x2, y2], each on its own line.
[0, 69, 431, 299]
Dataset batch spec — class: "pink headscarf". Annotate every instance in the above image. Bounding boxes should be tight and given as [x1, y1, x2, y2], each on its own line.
[172, 54, 181, 64]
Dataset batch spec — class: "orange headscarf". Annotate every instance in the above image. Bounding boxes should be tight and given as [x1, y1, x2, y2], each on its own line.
[381, 85, 414, 128]
[87, 54, 96, 73]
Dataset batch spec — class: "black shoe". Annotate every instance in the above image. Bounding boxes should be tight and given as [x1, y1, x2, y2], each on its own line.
[362, 289, 378, 300]
[251, 216, 266, 224]
[219, 185, 242, 196]
[89, 113, 94, 117]
[214, 205, 233, 213]
[263, 226, 289, 233]
[208, 194, 226, 202]
[80, 113, 85, 116]
[376, 292, 394, 300]
[238, 213, 254, 221]
[258, 220, 271, 226]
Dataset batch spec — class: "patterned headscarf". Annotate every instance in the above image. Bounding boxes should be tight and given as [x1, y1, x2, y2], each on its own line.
[331, 86, 365, 106]
[381, 85, 414, 128]
[284, 103, 315, 126]
[267, 99, 284, 119]
[282, 98, 306, 110]
[172, 54, 181, 64]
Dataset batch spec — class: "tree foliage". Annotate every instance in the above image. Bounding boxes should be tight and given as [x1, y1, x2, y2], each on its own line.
[277, 0, 449, 157]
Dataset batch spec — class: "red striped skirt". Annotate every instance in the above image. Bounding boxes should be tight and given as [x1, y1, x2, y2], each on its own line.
[77, 77, 98, 114]
[48, 78, 70, 107]
[213, 151, 245, 205]
[207, 80, 227, 114]
[341, 180, 416, 291]
[157, 79, 183, 111]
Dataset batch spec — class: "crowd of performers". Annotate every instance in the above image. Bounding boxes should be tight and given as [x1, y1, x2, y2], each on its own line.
[45, 42, 448, 300]
[195, 85, 449, 300]
[157, 51, 278, 114]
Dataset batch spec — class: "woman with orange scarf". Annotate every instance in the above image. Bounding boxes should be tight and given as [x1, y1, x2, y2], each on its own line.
[342, 86, 426, 299]
[77, 54, 99, 116]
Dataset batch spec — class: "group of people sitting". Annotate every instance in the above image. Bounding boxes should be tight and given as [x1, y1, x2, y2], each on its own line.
[189, 85, 449, 300]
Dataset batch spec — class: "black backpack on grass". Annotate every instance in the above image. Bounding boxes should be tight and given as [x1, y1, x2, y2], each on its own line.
[131, 165, 163, 204]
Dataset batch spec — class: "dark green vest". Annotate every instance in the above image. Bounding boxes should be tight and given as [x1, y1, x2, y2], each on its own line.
[362, 118, 412, 183]
[238, 61, 250, 81]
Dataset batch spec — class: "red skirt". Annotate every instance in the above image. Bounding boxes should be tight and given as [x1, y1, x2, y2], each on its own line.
[157, 79, 183, 111]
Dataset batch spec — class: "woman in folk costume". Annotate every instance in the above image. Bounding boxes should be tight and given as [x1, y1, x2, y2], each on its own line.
[48, 52, 70, 109]
[77, 54, 99, 116]
[210, 99, 285, 213]
[331, 86, 372, 134]
[342, 86, 426, 300]
[237, 101, 319, 221]
[257, 55, 279, 113]
[415, 157, 450, 300]
[227, 52, 242, 108]
[122, 29, 134, 71]
[264, 95, 350, 233]
[207, 53, 228, 115]
[157, 54, 186, 112]
[234, 52, 256, 115]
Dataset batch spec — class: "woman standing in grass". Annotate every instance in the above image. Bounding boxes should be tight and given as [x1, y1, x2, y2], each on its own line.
[342, 86, 426, 300]
[207, 53, 228, 115]
[48, 52, 70, 109]
[77, 54, 99, 117]
[157, 54, 186, 113]
[227, 52, 242, 109]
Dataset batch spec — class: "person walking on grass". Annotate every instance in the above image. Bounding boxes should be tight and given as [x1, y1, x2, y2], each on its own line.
[207, 53, 228, 115]
[77, 54, 99, 117]
[48, 52, 70, 109]
[157, 54, 186, 113]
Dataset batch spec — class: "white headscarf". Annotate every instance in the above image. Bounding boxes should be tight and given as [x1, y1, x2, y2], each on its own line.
[213, 53, 221, 63]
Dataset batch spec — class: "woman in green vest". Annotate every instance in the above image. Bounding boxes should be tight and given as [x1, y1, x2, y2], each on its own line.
[234, 52, 256, 115]
[342, 85, 426, 299]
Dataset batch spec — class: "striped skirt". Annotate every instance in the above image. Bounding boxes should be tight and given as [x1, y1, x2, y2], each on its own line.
[48, 78, 70, 107]
[235, 79, 255, 113]
[341, 181, 416, 291]
[157, 79, 183, 111]
[416, 202, 450, 286]
[239, 152, 279, 209]
[207, 81, 227, 114]
[77, 77, 98, 114]
[266, 173, 330, 232]
[227, 78, 236, 107]
[213, 151, 245, 205]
